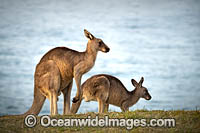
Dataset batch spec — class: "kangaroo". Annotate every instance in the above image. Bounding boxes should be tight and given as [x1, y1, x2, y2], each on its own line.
[70, 74, 151, 113]
[23, 29, 110, 116]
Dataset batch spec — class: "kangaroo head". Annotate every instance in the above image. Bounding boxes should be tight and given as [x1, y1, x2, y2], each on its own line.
[131, 77, 151, 100]
[84, 29, 110, 53]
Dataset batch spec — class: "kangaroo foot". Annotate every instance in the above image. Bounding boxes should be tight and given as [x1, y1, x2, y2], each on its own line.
[72, 97, 79, 103]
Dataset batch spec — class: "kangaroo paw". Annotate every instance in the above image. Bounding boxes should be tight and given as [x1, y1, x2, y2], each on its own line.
[72, 97, 79, 103]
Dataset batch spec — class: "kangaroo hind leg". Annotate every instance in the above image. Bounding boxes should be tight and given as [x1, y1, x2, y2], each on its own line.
[38, 60, 61, 115]
[62, 81, 73, 115]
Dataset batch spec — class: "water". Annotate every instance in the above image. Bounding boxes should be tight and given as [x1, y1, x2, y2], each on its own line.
[0, 0, 200, 116]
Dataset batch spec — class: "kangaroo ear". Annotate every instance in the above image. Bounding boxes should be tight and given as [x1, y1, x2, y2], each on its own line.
[139, 77, 144, 86]
[131, 79, 138, 87]
[84, 29, 94, 40]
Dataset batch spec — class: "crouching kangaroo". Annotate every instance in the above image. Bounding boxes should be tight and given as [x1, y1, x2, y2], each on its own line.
[23, 29, 110, 116]
[71, 74, 151, 113]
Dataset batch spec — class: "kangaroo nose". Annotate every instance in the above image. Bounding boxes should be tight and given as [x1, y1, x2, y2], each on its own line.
[106, 47, 110, 52]
[148, 95, 152, 100]
[145, 95, 151, 100]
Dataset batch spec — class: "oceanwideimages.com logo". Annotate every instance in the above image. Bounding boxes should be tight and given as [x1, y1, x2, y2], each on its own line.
[24, 114, 175, 129]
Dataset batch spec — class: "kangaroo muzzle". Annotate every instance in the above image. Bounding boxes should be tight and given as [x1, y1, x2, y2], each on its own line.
[102, 47, 110, 53]
[145, 95, 151, 100]
[105, 47, 110, 52]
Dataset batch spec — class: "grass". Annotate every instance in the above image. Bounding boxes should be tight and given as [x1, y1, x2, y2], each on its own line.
[0, 110, 200, 133]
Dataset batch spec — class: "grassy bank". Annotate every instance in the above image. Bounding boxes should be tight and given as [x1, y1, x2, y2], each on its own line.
[0, 110, 200, 133]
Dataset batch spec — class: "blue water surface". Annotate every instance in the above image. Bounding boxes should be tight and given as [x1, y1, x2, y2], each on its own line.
[0, 0, 200, 115]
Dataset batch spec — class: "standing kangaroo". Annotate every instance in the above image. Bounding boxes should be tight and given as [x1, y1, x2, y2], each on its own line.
[23, 29, 110, 116]
[71, 74, 151, 113]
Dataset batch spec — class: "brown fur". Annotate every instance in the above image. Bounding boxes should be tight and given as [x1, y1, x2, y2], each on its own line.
[23, 29, 110, 116]
[70, 74, 151, 113]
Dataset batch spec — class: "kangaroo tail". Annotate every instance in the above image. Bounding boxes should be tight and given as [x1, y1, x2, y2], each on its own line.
[22, 86, 46, 116]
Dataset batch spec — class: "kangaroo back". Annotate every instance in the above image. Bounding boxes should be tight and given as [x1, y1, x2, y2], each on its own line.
[82, 75, 110, 102]
[70, 75, 110, 114]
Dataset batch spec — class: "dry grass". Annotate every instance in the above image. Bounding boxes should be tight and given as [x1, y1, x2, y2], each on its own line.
[0, 110, 200, 133]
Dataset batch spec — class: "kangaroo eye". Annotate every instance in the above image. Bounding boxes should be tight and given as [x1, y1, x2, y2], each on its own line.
[99, 42, 102, 46]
